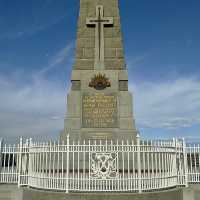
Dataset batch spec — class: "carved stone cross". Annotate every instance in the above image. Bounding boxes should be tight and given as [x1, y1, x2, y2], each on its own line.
[86, 5, 113, 70]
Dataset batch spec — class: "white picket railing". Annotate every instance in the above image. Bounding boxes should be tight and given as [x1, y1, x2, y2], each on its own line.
[0, 135, 199, 193]
[187, 143, 200, 183]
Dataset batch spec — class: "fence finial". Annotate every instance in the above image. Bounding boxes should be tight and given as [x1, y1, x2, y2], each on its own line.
[136, 130, 142, 193]
[182, 137, 188, 187]
[67, 134, 70, 144]
[136, 130, 140, 139]
[18, 137, 23, 188]
[66, 134, 70, 193]
[0, 138, 3, 150]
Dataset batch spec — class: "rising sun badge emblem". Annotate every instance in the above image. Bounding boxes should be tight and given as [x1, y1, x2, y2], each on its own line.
[89, 73, 111, 90]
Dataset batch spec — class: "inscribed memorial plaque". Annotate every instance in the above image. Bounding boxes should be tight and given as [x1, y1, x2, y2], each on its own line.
[82, 93, 118, 128]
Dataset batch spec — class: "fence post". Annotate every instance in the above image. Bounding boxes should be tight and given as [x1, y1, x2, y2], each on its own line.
[18, 137, 23, 188]
[28, 138, 33, 187]
[137, 133, 142, 193]
[182, 138, 188, 187]
[66, 134, 69, 193]
[172, 138, 177, 185]
[0, 138, 3, 180]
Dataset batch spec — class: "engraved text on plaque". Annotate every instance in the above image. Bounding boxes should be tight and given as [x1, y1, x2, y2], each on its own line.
[82, 93, 118, 128]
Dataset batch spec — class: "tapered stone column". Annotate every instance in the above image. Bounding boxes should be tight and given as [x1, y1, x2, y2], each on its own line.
[60, 0, 137, 141]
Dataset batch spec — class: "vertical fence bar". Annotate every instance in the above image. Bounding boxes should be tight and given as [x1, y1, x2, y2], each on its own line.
[12, 144, 15, 182]
[172, 138, 177, 185]
[127, 140, 130, 190]
[198, 144, 200, 182]
[194, 144, 197, 180]
[117, 139, 120, 191]
[42, 142, 45, 189]
[53, 141, 56, 189]
[177, 139, 181, 184]
[61, 140, 64, 190]
[66, 135, 69, 193]
[3, 144, 6, 183]
[122, 140, 125, 190]
[142, 140, 145, 188]
[147, 140, 151, 189]
[57, 141, 59, 189]
[0, 138, 3, 182]
[45, 141, 48, 189]
[18, 138, 23, 188]
[89, 139, 91, 191]
[28, 138, 33, 187]
[137, 134, 141, 193]
[77, 140, 80, 190]
[48, 141, 52, 189]
[131, 140, 135, 190]
[182, 138, 188, 187]
[38, 141, 41, 187]
[24, 139, 29, 185]
[8, 144, 11, 182]
[83, 139, 85, 191]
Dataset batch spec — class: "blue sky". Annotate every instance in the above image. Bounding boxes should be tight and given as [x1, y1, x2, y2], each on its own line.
[0, 0, 200, 142]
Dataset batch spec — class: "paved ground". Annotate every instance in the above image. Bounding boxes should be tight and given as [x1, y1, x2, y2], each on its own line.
[0, 184, 199, 200]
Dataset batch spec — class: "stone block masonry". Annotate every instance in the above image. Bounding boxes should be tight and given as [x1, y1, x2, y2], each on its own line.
[74, 0, 125, 70]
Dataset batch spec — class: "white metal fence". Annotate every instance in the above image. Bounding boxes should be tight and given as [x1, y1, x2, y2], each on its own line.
[0, 135, 199, 193]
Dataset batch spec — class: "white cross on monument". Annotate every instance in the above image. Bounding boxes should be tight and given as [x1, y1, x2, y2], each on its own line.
[86, 5, 113, 70]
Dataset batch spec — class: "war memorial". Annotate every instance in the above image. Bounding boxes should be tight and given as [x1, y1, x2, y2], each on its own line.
[0, 0, 200, 199]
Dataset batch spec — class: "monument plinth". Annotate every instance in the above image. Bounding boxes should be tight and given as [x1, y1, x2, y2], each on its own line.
[60, 0, 137, 141]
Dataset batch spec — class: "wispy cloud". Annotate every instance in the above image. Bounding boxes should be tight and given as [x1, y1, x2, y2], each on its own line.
[0, 14, 67, 41]
[130, 77, 200, 130]
[126, 53, 149, 67]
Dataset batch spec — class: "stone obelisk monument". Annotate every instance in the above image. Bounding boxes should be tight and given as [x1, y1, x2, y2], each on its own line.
[60, 0, 137, 141]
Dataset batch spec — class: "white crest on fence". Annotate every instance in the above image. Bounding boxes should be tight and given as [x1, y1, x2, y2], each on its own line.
[90, 152, 118, 179]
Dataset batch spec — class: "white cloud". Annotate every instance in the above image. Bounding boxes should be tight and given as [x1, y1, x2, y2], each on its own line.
[126, 53, 148, 67]
[130, 77, 200, 129]
[0, 14, 67, 41]
[0, 74, 66, 142]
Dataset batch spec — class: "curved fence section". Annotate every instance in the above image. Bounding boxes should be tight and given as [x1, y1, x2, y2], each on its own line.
[0, 136, 198, 193]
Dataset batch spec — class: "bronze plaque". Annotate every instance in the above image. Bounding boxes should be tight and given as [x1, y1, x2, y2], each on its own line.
[82, 93, 118, 128]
